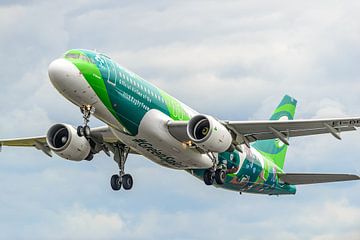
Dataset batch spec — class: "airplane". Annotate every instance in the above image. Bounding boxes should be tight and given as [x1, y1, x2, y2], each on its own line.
[1, 49, 359, 195]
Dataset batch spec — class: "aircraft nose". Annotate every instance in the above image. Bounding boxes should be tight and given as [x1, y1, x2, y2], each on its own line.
[48, 58, 80, 92]
[48, 58, 97, 106]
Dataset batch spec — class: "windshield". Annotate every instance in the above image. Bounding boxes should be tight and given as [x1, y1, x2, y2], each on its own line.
[64, 52, 93, 63]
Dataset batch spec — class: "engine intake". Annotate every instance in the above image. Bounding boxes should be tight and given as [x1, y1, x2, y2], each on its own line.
[187, 115, 233, 152]
[46, 124, 91, 161]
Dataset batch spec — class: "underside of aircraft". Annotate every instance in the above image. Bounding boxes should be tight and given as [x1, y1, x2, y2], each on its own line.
[1, 49, 359, 195]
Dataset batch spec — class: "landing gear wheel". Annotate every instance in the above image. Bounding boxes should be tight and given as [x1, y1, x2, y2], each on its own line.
[77, 126, 84, 137]
[122, 174, 133, 190]
[215, 169, 226, 185]
[77, 105, 95, 138]
[111, 174, 121, 191]
[83, 125, 91, 138]
[203, 169, 215, 185]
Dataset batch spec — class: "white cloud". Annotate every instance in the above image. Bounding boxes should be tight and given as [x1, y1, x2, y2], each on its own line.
[33, 205, 124, 240]
[30, 198, 358, 240]
[0, 1, 360, 240]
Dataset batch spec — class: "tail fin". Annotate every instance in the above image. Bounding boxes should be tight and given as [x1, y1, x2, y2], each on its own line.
[252, 95, 297, 169]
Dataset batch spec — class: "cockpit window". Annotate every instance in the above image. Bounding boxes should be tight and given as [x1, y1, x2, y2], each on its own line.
[65, 53, 80, 59]
[79, 54, 92, 63]
[65, 52, 93, 64]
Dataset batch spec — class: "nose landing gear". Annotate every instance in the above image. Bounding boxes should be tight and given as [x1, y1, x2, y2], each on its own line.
[110, 144, 134, 191]
[75, 105, 134, 191]
[77, 105, 95, 138]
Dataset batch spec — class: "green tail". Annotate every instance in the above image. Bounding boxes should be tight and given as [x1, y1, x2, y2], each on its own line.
[252, 95, 297, 169]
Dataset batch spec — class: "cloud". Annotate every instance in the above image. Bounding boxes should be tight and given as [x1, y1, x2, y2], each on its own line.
[16, 198, 359, 240]
[0, 1, 360, 240]
[27, 205, 124, 240]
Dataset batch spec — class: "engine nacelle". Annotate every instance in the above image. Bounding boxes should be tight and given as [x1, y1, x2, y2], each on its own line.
[187, 114, 233, 152]
[46, 124, 91, 161]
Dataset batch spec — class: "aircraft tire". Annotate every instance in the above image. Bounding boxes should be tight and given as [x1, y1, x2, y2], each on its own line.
[122, 174, 133, 190]
[215, 169, 226, 185]
[77, 126, 84, 137]
[111, 174, 121, 191]
[84, 125, 91, 138]
[203, 170, 215, 185]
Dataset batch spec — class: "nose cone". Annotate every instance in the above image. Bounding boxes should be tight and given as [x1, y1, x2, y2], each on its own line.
[48, 58, 96, 106]
[48, 58, 80, 92]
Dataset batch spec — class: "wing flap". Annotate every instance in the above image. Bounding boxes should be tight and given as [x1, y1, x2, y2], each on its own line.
[278, 173, 360, 185]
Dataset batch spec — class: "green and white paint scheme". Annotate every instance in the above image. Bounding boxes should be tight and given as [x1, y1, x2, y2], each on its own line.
[1, 49, 359, 195]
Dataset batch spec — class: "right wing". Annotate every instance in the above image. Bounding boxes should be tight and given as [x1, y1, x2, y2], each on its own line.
[168, 117, 360, 145]
[224, 117, 360, 143]
[278, 173, 360, 185]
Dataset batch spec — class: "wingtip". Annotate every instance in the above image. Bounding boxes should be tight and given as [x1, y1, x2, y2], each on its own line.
[347, 174, 360, 180]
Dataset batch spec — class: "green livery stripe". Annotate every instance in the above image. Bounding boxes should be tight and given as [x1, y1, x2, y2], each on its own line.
[65, 64, 119, 120]
[66, 49, 189, 135]
[159, 89, 190, 121]
[271, 104, 296, 119]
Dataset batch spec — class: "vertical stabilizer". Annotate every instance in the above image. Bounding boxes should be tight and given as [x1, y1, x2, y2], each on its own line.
[252, 95, 297, 169]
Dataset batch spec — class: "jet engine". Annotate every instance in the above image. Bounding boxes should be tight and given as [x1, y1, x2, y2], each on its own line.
[187, 115, 233, 152]
[46, 124, 92, 161]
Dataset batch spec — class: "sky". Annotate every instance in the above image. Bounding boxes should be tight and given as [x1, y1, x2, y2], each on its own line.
[0, 0, 360, 239]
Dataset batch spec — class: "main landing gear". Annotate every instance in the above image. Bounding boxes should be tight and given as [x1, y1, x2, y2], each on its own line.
[110, 144, 133, 191]
[203, 152, 227, 186]
[77, 105, 95, 138]
[203, 168, 227, 185]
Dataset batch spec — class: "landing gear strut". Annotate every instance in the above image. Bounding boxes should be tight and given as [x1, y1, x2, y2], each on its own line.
[110, 144, 133, 191]
[77, 105, 95, 138]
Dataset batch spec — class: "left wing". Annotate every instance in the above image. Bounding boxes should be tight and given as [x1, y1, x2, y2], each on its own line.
[278, 173, 360, 185]
[0, 136, 52, 157]
[0, 126, 138, 157]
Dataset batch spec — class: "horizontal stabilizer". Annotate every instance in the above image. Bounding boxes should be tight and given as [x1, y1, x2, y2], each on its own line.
[278, 173, 360, 185]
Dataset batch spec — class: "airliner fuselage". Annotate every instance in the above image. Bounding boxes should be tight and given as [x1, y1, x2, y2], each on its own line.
[48, 49, 295, 195]
[2, 49, 358, 195]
